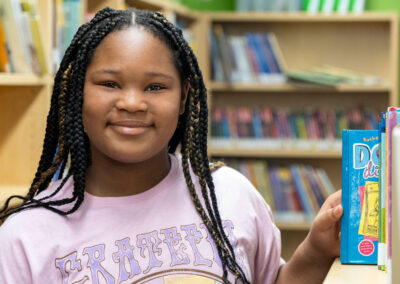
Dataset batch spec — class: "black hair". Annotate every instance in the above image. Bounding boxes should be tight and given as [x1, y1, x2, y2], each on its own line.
[0, 8, 249, 284]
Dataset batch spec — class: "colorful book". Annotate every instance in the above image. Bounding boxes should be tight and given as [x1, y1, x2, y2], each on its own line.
[0, 17, 11, 72]
[385, 108, 400, 274]
[378, 113, 387, 270]
[1, 0, 32, 73]
[391, 124, 400, 284]
[341, 129, 380, 264]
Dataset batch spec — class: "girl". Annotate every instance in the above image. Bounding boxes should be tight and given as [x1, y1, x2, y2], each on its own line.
[0, 7, 342, 284]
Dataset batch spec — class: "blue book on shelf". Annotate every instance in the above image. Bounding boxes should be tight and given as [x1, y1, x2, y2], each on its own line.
[341, 129, 379, 264]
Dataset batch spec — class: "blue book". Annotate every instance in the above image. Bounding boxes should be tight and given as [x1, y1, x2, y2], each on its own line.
[341, 129, 380, 264]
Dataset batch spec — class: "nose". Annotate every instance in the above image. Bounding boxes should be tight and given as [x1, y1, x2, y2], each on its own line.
[115, 87, 148, 112]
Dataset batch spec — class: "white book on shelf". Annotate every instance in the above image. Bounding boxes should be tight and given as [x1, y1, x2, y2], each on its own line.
[351, 0, 365, 14]
[235, 0, 252, 11]
[322, 0, 335, 14]
[391, 124, 400, 284]
[337, 0, 350, 14]
[228, 36, 255, 83]
[306, 0, 320, 15]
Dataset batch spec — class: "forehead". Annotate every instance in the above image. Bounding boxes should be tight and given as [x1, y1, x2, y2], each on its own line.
[88, 26, 177, 73]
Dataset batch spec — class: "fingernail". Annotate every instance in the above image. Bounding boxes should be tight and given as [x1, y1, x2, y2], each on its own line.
[334, 205, 342, 216]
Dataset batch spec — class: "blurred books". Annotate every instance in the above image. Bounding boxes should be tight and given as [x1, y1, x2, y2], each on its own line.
[234, 0, 365, 14]
[210, 105, 379, 151]
[0, 0, 48, 74]
[219, 158, 336, 222]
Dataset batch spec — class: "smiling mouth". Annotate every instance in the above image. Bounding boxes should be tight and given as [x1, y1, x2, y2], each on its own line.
[108, 121, 152, 135]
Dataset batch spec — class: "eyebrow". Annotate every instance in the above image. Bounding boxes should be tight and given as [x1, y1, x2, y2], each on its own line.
[91, 69, 175, 81]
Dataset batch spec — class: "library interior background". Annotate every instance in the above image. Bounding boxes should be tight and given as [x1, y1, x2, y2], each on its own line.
[0, 1, 399, 281]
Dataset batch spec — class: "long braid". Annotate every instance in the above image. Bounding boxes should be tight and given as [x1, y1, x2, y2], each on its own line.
[147, 11, 249, 283]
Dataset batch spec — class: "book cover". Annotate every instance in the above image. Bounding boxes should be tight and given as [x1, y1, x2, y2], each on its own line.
[341, 129, 379, 264]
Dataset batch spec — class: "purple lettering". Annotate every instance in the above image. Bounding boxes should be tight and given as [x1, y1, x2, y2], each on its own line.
[82, 245, 115, 284]
[363, 160, 379, 179]
[137, 231, 163, 273]
[112, 237, 141, 283]
[160, 227, 190, 266]
[55, 252, 83, 284]
[223, 220, 245, 267]
[181, 224, 212, 267]
[200, 223, 222, 268]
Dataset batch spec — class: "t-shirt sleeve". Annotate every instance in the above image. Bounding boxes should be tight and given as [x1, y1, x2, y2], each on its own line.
[251, 191, 285, 284]
[213, 166, 286, 284]
[0, 217, 32, 283]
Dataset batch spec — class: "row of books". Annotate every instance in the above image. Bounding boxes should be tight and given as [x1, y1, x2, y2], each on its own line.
[1, 0, 197, 74]
[211, 106, 379, 142]
[235, 0, 365, 14]
[341, 107, 400, 278]
[0, 0, 48, 74]
[52, 0, 85, 73]
[210, 27, 382, 86]
[235, 0, 302, 12]
[219, 158, 336, 222]
[304, 0, 366, 14]
[211, 28, 286, 84]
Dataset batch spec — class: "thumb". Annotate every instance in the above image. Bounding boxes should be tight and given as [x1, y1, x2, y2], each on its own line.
[314, 204, 343, 231]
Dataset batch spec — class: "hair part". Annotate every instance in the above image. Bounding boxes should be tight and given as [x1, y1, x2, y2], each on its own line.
[0, 7, 248, 283]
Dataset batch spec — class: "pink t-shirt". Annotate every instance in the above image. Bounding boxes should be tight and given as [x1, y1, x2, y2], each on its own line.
[0, 154, 284, 284]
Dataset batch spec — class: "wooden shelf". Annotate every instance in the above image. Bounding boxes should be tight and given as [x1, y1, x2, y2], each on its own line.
[324, 259, 387, 284]
[0, 185, 29, 204]
[0, 74, 50, 86]
[210, 81, 393, 93]
[276, 221, 311, 230]
[207, 11, 398, 23]
[209, 147, 341, 159]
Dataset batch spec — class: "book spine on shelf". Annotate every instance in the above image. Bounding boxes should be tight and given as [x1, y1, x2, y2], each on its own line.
[378, 113, 387, 270]
[0, 19, 11, 72]
[391, 124, 400, 284]
[1, 0, 32, 73]
[386, 108, 400, 269]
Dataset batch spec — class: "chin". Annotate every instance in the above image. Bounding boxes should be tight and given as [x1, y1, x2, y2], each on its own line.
[107, 148, 167, 164]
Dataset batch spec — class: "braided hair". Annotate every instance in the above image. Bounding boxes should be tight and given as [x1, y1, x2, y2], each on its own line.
[0, 7, 249, 284]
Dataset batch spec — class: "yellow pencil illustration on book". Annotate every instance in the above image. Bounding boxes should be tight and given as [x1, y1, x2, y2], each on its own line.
[359, 181, 379, 238]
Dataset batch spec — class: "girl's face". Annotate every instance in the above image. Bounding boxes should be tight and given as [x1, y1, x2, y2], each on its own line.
[83, 26, 188, 164]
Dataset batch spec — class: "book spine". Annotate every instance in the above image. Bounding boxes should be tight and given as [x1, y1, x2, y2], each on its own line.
[337, 0, 350, 14]
[378, 121, 387, 270]
[387, 111, 400, 264]
[391, 124, 400, 284]
[0, 19, 10, 72]
[290, 165, 313, 217]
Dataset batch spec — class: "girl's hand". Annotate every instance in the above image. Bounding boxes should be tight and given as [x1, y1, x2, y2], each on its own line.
[304, 190, 343, 261]
[276, 190, 343, 284]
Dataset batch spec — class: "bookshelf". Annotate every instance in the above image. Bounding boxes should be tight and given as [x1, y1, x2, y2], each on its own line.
[0, 0, 398, 263]
[204, 11, 398, 260]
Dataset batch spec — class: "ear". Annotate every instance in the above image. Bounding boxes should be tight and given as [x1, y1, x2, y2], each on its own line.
[179, 79, 190, 115]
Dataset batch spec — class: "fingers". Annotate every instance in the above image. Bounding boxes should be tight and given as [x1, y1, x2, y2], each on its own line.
[321, 189, 342, 211]
[314, 204, 343, 231]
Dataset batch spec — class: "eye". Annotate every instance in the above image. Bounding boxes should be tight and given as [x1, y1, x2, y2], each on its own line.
[146, 84, 165, 92]
[100, 81, 119, 89]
